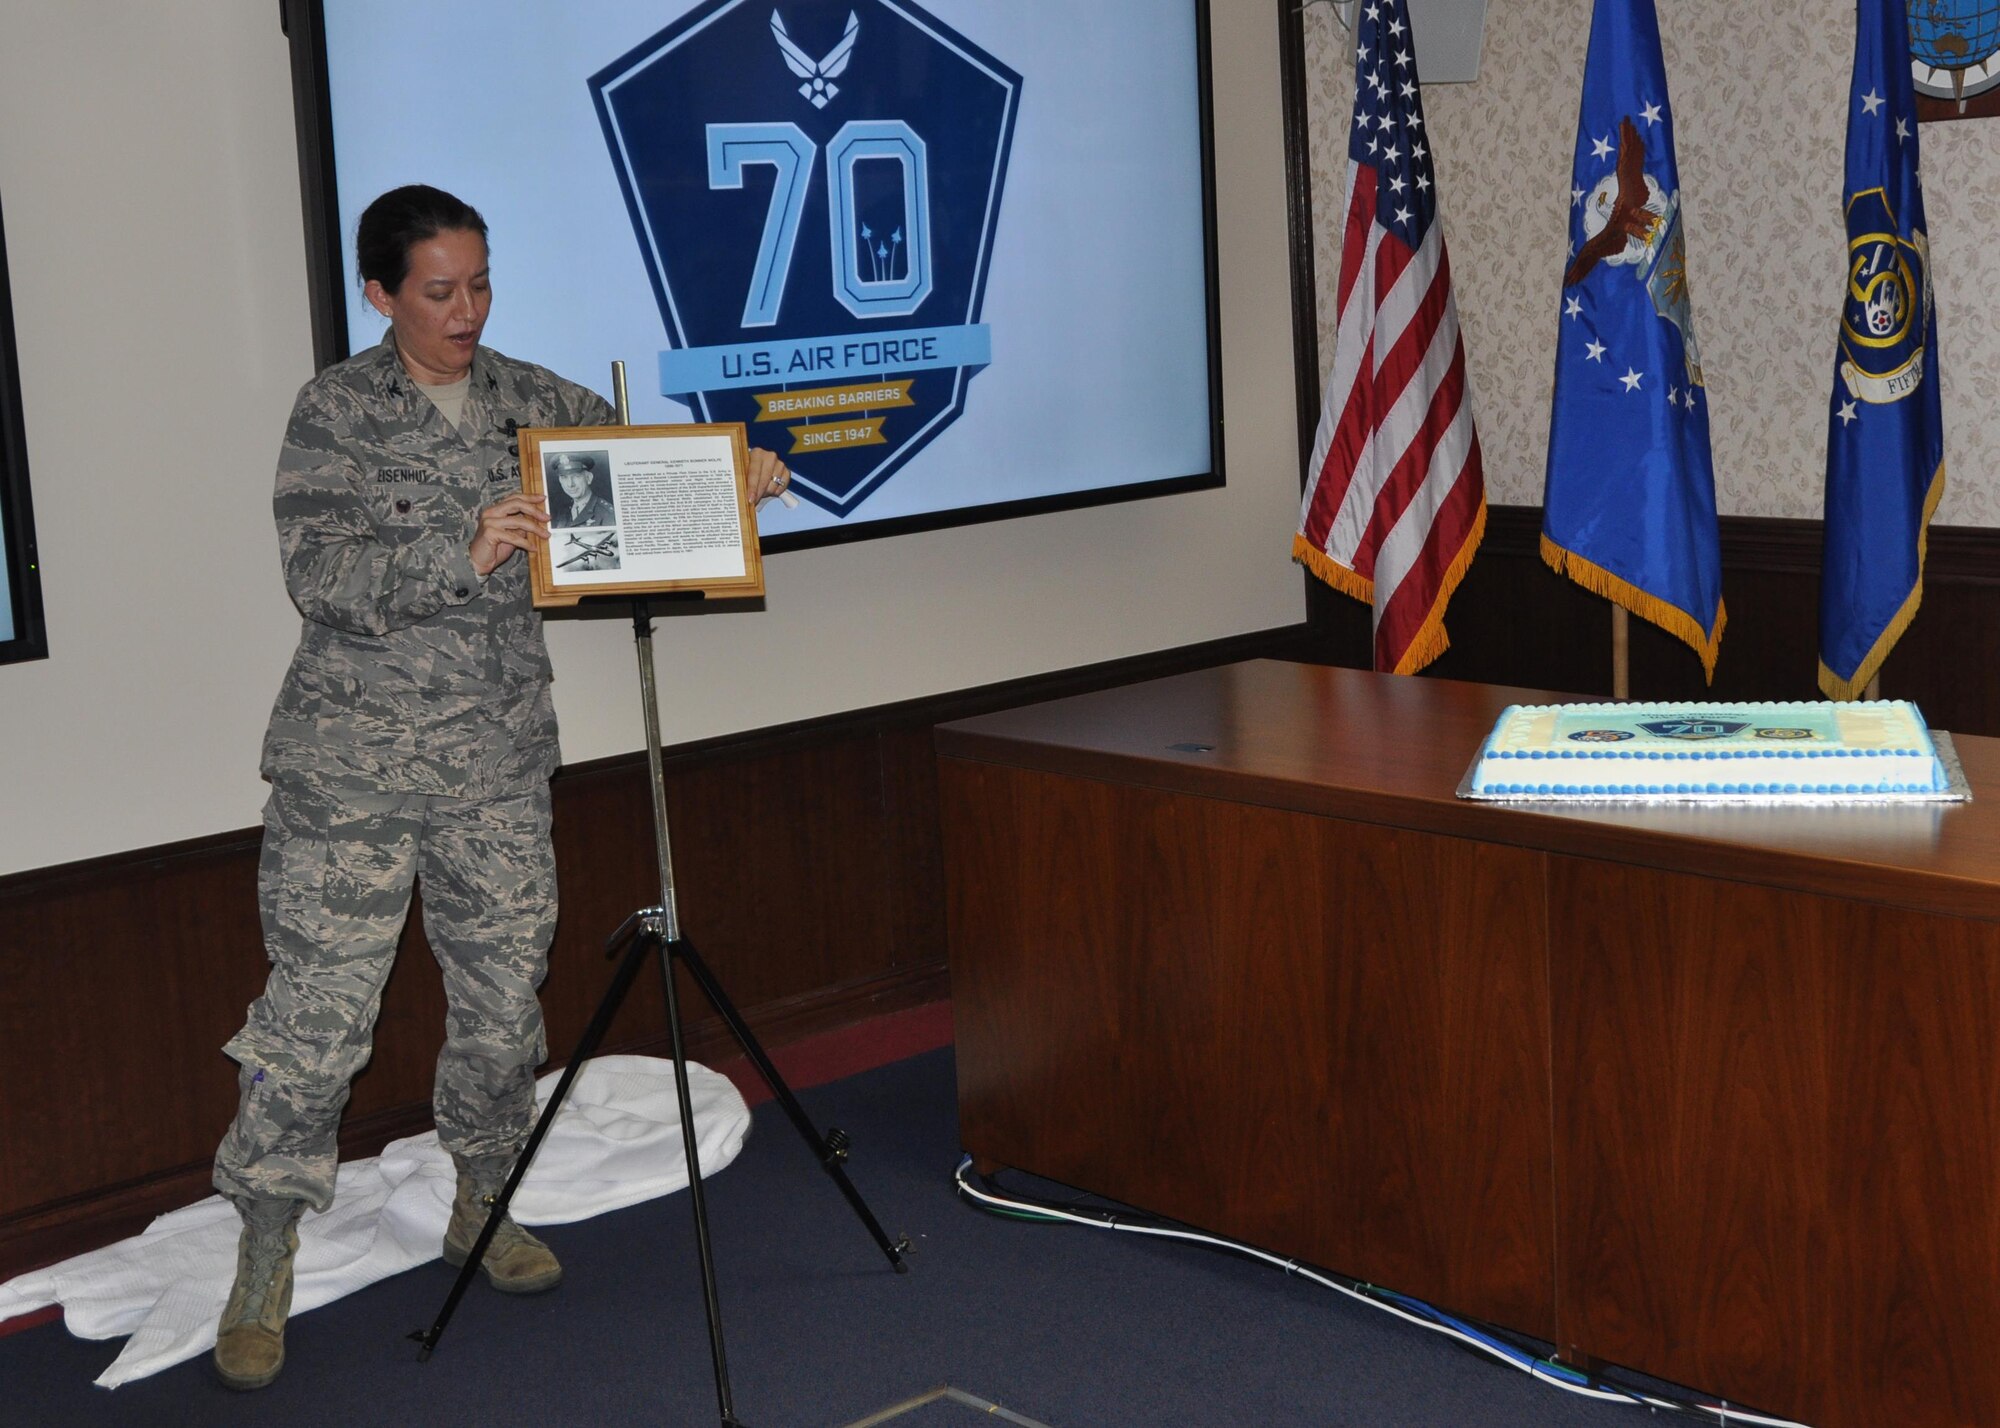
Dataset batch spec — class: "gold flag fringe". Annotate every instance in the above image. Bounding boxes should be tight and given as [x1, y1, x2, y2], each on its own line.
[1390, 498, 1487, 675]
[1291, 534, 1374, 604]
[1817, 456, 1947, 701]
[1290, 501, 1487, 677]
[1540, 534, 1726, 684]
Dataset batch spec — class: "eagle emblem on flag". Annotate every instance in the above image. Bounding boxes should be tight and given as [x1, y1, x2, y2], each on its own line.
[1565, 116, 1700, 387]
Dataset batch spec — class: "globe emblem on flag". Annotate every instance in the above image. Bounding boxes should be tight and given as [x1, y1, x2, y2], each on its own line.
[1909, 0, 2000, 107]
[1643, 200, 1700, 385]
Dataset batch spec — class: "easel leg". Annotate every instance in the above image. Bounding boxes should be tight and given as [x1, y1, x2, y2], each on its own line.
[656, 934, 739, 1425]
[409, 909, 661, 1359]
[673, 937, 910, 1274]
[412, 911, 749, 1425]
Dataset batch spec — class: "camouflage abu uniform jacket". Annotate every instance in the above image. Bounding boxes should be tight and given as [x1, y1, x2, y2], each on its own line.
[260, 336, 612, 798]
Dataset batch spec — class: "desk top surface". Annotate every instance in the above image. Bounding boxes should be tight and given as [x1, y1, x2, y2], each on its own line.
[935, 660, 2000, 922]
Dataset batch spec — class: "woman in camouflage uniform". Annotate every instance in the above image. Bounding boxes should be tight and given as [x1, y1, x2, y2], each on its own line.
[207, 184, 788, 1390]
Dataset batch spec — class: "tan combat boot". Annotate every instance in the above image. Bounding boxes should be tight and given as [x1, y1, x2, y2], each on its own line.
[441, 1161, 563, 1294]
[212, 1197, 304, 1391]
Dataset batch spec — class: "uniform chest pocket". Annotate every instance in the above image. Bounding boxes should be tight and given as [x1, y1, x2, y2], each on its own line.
[375, 482, 469, 543]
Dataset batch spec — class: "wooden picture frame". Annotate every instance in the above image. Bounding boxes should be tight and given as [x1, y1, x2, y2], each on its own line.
[520, 422, 764, 608]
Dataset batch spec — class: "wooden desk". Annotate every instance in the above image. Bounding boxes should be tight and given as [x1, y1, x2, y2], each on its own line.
[936, 661, 2000, 1428]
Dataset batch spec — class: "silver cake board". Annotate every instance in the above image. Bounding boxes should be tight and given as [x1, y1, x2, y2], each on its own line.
[1457, 730, 1974, 806]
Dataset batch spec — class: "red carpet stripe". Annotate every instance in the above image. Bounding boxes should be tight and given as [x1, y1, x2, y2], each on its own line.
[0, 1306, 60, 1340]
[714, 999, 954, 1108]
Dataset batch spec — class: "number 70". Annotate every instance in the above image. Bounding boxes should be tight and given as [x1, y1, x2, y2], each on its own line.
[706, 119, 933, 326]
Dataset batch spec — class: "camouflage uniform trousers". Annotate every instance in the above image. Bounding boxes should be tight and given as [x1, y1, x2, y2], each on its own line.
[213, 779, 556, 1212]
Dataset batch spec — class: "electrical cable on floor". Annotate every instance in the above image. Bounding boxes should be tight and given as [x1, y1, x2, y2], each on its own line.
[953, 1156, 1812, 1428]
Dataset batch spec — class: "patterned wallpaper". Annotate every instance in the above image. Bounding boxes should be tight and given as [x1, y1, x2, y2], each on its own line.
[1302, 0, 1999, 526]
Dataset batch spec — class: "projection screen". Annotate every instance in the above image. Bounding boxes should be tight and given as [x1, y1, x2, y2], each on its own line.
[286, 0, 1222, 553]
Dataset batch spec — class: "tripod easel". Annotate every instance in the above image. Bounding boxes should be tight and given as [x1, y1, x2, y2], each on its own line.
[410, 363, 909, 1428]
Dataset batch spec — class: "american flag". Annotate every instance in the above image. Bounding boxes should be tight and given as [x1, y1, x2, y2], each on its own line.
[1293, 0, 1485, 675]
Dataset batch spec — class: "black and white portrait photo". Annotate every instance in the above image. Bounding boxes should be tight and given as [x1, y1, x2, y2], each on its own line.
[547, 449, 617, 528]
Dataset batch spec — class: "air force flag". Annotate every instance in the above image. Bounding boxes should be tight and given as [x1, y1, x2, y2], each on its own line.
[1819, 0, 1945, 700]
[1542, 0, 1724, 681]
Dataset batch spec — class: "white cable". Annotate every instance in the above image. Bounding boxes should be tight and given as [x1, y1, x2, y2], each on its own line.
[953, 1167, 1631, 1400]
[953, 1160, 1813, 1428]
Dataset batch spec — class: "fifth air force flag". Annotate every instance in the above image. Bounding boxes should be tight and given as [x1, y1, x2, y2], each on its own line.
[1542, 0, 1725, 681]
[1819, 0, 1946, 700]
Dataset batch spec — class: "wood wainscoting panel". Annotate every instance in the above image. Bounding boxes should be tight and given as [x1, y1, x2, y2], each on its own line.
[0, 626, 1311, 1282]
[943, 759, 1557, 1337]
[1549, 856, 2000, 1428]
[1302, 507, 2000, 734]
[0, 734, 947, 1281]
[1870, 523, 2000, 738]
[1822, 897, 2000, 1428]
[1420, 506, 1613, 697]
[0, 834, 266, 1236]
[1548, 856, 1830, 1423]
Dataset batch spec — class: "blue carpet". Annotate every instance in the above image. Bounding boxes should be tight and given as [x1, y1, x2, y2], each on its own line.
[0, 1048, 1675, 1426]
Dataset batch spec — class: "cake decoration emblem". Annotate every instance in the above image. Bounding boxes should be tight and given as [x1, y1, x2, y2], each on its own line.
[1569, 729, 1635, 742]
[1753, 727, 1815, 740]
[1637, 717, 1750, 740]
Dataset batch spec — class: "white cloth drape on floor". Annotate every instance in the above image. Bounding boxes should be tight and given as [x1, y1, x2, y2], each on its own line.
[0, 1056, 751, 1387]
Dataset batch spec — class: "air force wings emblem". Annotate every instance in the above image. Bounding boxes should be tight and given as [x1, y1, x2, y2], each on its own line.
[1839, 187, 1932, 406]
[1566, 117, 1701, 386]
[772, 10, 857, 110]
[590, 0, 1022, 518]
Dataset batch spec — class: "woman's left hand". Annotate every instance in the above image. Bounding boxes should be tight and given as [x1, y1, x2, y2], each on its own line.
[746, 448, 791, 503]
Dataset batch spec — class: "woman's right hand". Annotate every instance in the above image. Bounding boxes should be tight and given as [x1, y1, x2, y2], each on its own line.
[469, 492, 550, 576]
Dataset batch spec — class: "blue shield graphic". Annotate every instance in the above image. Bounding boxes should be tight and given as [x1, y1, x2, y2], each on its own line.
[591, 0, 1022, 516]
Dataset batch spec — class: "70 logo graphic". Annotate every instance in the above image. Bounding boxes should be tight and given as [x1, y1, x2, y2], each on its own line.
[706, 120, 933, 327]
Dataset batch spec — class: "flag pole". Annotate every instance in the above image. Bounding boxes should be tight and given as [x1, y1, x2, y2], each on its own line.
[1611, 607, 1629, 699]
